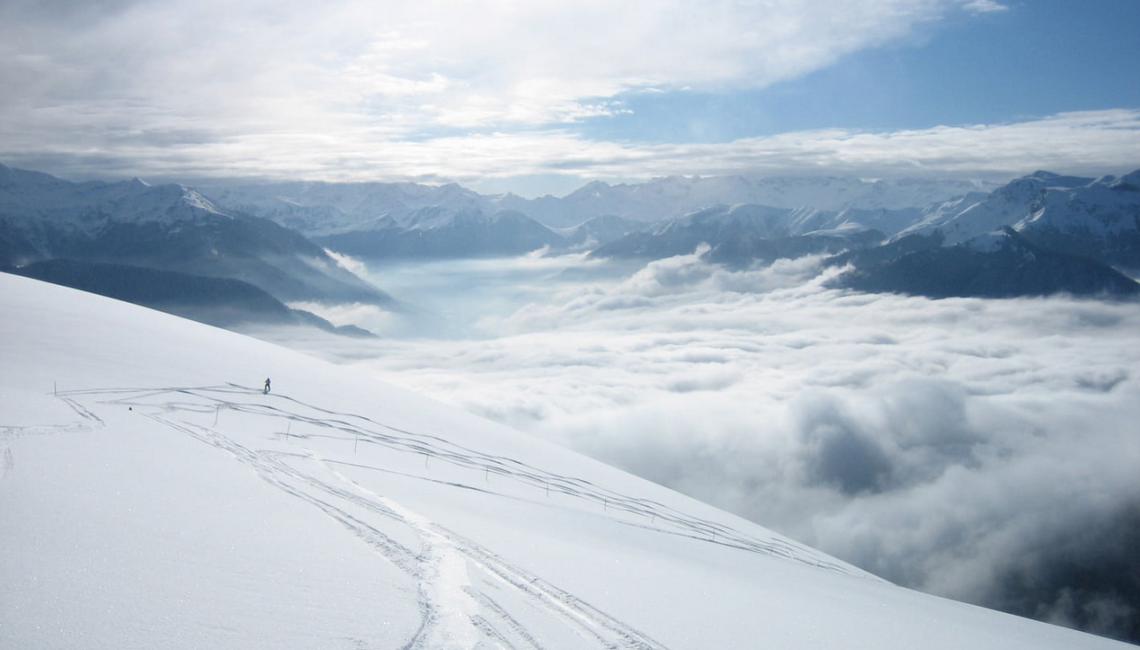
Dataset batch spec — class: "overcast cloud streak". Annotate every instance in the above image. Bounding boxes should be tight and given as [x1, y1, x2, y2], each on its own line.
[18, 0, 1140, 189]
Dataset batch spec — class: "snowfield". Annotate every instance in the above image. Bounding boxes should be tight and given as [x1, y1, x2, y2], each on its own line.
[0, 273, 1129, 649]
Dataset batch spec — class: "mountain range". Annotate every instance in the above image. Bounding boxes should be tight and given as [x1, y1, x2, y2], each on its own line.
[193, 175, 991, 263]
[896, 170, 1140, 268]
[4, 163, 1138, 311]
[200, 174, 996, 230]
[835, 170, 1140, 298]
[496, 175, 996, 227]
[0, 163, 393, 333]
[590, 203, 902, 265]
[835, 228, 1140, 298]
[317, 207, 571, 259]
[589, 171, 1140, 298]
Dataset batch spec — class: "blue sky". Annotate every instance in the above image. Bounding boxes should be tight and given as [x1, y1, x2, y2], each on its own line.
[580, 1, 1140, 144]
[1, 0, 1138, 195]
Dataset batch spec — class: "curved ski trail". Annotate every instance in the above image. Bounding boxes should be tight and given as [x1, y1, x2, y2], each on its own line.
[48, 383, 870, 648]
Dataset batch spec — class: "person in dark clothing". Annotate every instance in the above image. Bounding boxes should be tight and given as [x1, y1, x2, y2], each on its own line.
[263, 377, 271, 394]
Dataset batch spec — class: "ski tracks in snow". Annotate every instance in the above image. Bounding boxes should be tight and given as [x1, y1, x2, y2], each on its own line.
[44, 383, 669, 649]
[43, 383, 860, 648]
[318, 457, 667, 650]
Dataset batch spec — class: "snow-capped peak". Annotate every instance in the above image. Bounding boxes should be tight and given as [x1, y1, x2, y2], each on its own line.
[893, 169, 1140, 247]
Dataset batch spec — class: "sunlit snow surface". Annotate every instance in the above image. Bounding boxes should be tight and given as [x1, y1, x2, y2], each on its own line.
[0, 273, 1128, 649]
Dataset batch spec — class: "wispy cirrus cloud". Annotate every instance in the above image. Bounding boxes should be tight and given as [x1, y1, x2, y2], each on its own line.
[961, 0, 1009, 14]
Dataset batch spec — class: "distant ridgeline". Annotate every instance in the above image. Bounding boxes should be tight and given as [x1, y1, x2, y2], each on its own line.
[3, 163, 1139, 303]
[0, 163, 390, 335]
[199, 169, 1139, 299]
[829, 171, 1140, 298]
[4, 259, 372, 336]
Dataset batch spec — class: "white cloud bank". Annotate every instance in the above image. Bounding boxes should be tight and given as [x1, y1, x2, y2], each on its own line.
[271, 252, 1140, 641]
[0, 0, 956, 129]
[6, 0, 1130, 187]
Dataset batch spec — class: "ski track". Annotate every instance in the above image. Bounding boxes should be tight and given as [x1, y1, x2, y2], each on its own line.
[0, 394, 106, 441]
[469, 590, 548, 650]
[2, 446, 14, 478]
[29, 382, 871, 648]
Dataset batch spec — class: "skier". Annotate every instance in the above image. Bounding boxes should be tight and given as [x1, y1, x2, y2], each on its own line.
[263, 377, 271, 395]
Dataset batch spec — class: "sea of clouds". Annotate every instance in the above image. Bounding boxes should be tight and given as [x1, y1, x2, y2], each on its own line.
[270, 250, 1140, 642]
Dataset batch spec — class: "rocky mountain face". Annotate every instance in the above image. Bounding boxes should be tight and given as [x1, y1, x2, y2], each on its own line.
[834, 229, 1139, 299]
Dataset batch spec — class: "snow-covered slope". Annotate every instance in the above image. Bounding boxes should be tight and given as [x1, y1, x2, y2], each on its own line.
[0, 274, 1128, 649]
[894, 171, 1140, 262]
[894, 173, 1091, 246]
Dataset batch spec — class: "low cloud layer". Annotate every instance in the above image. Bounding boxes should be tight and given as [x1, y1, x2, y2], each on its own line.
[6, 108, 1139, 190]
[271, 250, 1140, 641]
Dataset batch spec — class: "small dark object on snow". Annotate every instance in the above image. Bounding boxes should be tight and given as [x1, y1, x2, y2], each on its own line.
[263, 377, 272, 394]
